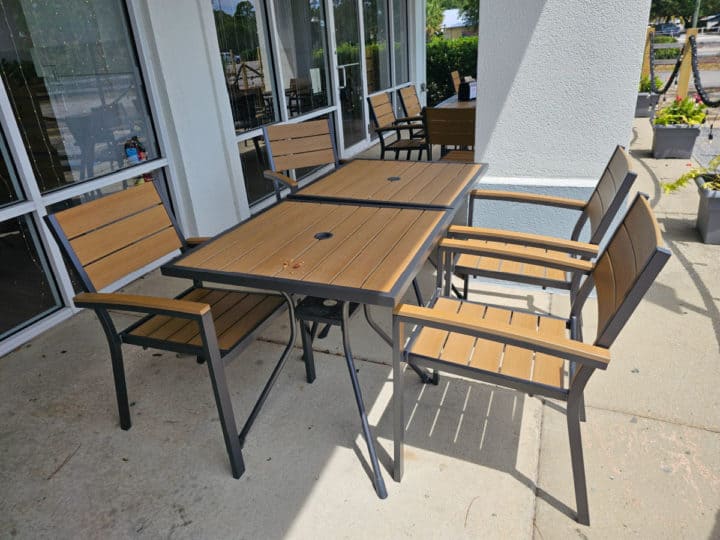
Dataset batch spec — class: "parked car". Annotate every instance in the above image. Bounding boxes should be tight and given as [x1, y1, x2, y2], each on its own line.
[654, 23, 683, 36]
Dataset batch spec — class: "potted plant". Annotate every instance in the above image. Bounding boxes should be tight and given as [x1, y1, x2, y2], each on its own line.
[652, 96, 706, 159]
[662, 156, 720, 243]
[636, 75, 663, 117]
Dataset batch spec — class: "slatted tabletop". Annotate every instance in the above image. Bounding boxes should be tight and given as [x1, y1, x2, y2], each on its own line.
[289, 159, 485, 209]
[162, 201, 451, 307]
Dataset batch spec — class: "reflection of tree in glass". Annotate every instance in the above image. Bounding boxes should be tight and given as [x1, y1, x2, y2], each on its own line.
[213, 1, 260, 61]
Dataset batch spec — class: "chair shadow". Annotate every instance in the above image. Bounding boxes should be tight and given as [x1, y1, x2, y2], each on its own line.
[373, 371, 577, 521]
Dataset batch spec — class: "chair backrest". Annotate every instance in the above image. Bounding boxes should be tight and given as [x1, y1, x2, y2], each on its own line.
[451, 71, 461, 94]
[264, 117, 338, 172]
[423, 107, 475, 149]
[574, 194, 670, 349]
[399, 85, 422, 118]
[45, 182, 184, 292]
[572, 145, 636, 244]
[368, 92, 396, 129]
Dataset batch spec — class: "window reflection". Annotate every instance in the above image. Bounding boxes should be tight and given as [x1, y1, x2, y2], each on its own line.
[364, 0, 391, 93]
[0, 215, 61, 340]
[212, 0, 278, 132]
[273, 0, 332, 117]
[238, 136, 275, 204]
[0, 0, 159, 193]
[393, 0, 409, 84]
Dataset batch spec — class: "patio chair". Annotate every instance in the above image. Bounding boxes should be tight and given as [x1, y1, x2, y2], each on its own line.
[451, 70, 462, 95]
[398, 85, 424, 125]
[367, 92, 427, 160]
[44, 181, 296, 479]
[262, 117, 339, 201]
[392, 193, 671, 525]
[447, 145, 636, 298]
[422, 106, 475, 162]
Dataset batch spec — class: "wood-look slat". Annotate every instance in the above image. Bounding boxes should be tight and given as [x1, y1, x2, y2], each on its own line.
[56, 182, 161, 239]
[246, 204, 359, 276]
[362, 211, 443, 292]
[85, 227, 182, 290]
[336, 161, 416, 200]
[624, 195, 663, 267]
[594, 253, 617, 332]
[301, 207, 392, 284]
[273, 149, 336, 172]
[455, 253, 482, 272]
[424, 107, 475, 147]
[498, 311, 537, 379]
[408, 297, 459, 359]
[166, 291, 247, 344]
[287, 206, 383, 281]
[533, 317, 566, 388]
[400, 86, 421, 116]
[584, 192, 604, 236]
[607, 147, 629, 191]
[468, 306, 509, 371]
[451, 71, 461, 94]
[214, 296, 284, 349]
[606, 225, 636, 309]
[71, 204, 173, 265]
[209, 294, 269, 345]
[439, 300, 485, 364]
[440, 150, 475, 162]
[595, 170, 616, 211]
[180, 201, 311, 269]
[129, 288, 213, 338]
[149, 289, 229, 341]
[270, 134, 332, 157]
[267, 119, 329, 140]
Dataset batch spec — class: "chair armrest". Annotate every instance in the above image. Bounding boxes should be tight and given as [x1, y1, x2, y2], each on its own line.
[439, 238, 594, 273]
[470, 189, 587, 210]
[263, 170, 298, 192]
[447, 226, 599, 257]
[394, 303, 610, 370]
[374, 123, 424, 134]
[74, 292, 210, 319]
[185, 237, 210, 247]
[394, 115, 422, 124]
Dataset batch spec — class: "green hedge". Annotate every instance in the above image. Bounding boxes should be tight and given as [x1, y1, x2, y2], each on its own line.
[426, 36, 478, 105]
[653, 35, 682, 60]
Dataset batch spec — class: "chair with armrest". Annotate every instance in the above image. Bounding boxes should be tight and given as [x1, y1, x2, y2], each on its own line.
[44, 181, 296, 479]
[422, 106, 475, 162]
[398, 85, 423, 124]
[262, 117, 339, 201]
[392, 193, 671, 525]
[368, 92, 427, 160]
[448, 145, 637, 299]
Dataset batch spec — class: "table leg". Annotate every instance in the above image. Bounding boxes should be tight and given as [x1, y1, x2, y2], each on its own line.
[392, 315, 404, 482]
[340, 302, 388, 499]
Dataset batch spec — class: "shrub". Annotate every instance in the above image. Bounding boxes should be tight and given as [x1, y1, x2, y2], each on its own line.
[426, 36, 478, 105]
[639, 74, 664, 92]
[653, 35, 682, 60]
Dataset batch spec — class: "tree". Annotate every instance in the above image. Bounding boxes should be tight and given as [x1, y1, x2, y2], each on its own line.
[461, 1, 479, 28]
[426, 0, 444, 38]
[651, 0, 720, 26]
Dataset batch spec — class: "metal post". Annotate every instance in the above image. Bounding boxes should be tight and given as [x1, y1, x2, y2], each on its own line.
[392, 315, 404, 482]
[692, 0, 702, 29]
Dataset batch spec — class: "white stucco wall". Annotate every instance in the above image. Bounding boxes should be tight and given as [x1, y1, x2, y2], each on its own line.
[136, 0, 249, 236]
[474, 0, 651, 181]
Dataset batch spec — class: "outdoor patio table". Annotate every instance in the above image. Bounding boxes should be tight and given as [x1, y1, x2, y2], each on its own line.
[289, 159, 486, 209]
[436, 95, 476, 109]
[162, 199, 462, 498]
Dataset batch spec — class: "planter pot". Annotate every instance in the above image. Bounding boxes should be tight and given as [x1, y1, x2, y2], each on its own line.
[636, 93, 659, 118]
[695, 176, 720, 244]
[652, 124, 701, 159]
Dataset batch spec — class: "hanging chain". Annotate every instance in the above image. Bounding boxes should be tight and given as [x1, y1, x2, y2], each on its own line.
[650, 31, 684, 95]
[689, 35, 720, 108]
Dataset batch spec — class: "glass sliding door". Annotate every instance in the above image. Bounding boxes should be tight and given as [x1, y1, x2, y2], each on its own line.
[363, 0, 391, 94]
[333, 0, 366, 148]
[392, 0, 409, 85]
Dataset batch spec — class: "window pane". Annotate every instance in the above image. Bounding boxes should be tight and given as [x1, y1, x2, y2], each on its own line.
[0, 215, 61, 340]
[273, 0, 332, 118]
[364, 0, 391, 93]
[212, 1, 279, 132]
[0, 127, 24, 208]
[238, 135, 275, 204]
[0, 0, 159, 193]
[393, 0, 409, 84]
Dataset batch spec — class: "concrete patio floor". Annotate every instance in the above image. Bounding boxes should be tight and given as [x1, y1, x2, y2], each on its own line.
[1, 118, 719, 539]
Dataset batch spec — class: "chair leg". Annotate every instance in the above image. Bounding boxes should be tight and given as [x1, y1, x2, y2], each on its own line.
[578, 394, 587, 422]
[196, 355, 205, 364]
[380, 147, 385, 160]
[567, 397, 590, 525]
[109, 339, 131, 430]
[299, 320, 317, 384]
[204, 348, 245, 479]
[406, 149, 411, 160]
[394, 150, 400, 160]
[463, 275, 469, 299]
